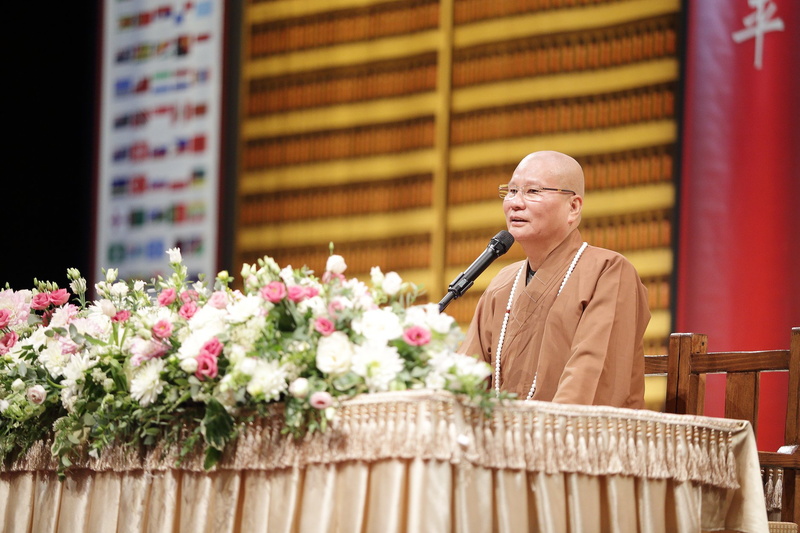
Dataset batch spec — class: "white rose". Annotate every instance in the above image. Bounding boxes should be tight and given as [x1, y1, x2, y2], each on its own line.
[381, 272, 403, 296]
[26, 384, 47, 405]
[316, 331, 354, 376]
[180, 357, 198, 374]
[326, 254, 347, 274]
[288, 377, 310, 398]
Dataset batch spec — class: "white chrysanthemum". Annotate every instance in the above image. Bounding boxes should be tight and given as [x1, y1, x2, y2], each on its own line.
[351, 342, 403, 392]
[343, 278, 376, 310]
[187, 305, 227, 334]
[23, 327, 50, 352]
[427, 350, 491, 390]
[228, 315, 266, 350]
[72, 313, 113, 342]
[130, 358, 166, 406]
[246, 360, 287, 401]
[352, 308, 403, 344]
[226, 295, 265, 324]
[298, 295, 326, 315]
[315, 331, 354, 376]
[279, 265, 295, 287]
[38, 340, 70, 378]
[404, 303, 456, 335]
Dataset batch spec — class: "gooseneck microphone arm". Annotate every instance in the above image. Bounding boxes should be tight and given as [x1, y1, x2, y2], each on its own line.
[438, 230, 515, 313]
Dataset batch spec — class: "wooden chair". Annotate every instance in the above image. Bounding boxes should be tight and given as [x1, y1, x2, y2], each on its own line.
[668, 327, 800, 524]
[644, 352, 679, 413]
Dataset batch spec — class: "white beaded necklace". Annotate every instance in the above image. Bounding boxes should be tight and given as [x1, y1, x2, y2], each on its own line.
[494, 242, 588, 400]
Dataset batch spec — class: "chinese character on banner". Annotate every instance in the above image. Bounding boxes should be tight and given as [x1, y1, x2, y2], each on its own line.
[731, 0, 785, 69]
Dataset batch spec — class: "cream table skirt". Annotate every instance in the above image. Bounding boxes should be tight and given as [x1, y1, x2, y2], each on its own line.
[1, 390, 770, 533]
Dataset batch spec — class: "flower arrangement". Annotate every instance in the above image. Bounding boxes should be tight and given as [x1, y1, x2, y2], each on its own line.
[0, 248, 494, 471]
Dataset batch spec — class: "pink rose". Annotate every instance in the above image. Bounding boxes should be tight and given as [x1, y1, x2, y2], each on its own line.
[208, 291, 228, 309]
[48, 288, 70, 306]
[158, 288, 177, 306]
[31, 293, 51, 311]
[309, 391, 333, 409]
[321, 271, 345, 283]
[26, 385, 47, 405]
[0, 309, 10, 329]
[287, 285, 306, 303]
[327, 300, 345, 318]
[201, 337, 223, 358]
[403, 326, 432, 346]
[180, 289, 199, 303]
[112, 310, 131, 323]
[314, 317, 335, 336]
[151, 319, 173, 339]
[260, 281, 287, 303]
[179, 301, 198, 319]
[0, 331, 18, 355]
[195, 352, 218, 380]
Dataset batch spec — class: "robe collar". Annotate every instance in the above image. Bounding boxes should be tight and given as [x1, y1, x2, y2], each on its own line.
[519, 229, 584, 304]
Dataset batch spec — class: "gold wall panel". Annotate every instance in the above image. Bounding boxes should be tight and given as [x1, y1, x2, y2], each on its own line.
[237, 0, 682, 357]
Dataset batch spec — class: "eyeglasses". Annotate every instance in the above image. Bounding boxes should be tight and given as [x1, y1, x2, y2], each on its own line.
[498, 184, 576, 201]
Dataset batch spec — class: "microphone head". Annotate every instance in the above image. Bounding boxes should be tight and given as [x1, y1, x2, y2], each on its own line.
[490, 230, 515, 255]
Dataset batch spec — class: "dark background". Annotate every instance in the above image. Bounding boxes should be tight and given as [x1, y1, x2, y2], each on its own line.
[4, 5, 99, 290]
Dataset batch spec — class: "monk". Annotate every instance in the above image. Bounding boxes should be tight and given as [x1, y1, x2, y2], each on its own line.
[459, 151, 650, 408]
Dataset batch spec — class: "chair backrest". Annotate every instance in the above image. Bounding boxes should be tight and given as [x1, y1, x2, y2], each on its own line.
[668, 327, 800, 524]
[643, 353, 679, 413]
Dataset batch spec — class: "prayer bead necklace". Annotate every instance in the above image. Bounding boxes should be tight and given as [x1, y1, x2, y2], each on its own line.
[494, 242, 588, 400]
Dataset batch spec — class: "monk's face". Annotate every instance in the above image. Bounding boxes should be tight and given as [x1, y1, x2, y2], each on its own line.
[503, 153, 582, 248]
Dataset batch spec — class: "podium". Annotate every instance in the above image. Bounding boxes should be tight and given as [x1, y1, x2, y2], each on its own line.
[1, 390, 769, 533]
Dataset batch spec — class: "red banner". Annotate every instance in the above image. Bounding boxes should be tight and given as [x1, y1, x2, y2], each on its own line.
[678, 0, 800, 451]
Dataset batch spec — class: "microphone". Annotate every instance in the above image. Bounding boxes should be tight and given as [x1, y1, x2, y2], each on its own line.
[438, 230, 515, 312]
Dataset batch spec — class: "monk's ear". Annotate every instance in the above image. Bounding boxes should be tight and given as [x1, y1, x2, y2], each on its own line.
[568, 194, 583, 223]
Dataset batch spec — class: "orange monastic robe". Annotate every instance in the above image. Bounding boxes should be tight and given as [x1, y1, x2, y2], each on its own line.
[459, 229, 651, 408]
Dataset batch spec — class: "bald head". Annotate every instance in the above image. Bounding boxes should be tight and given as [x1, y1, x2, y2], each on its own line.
[514, 151, 585, 197]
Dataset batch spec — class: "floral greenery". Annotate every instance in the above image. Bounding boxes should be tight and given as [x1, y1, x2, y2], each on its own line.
[0, 248, 497, 473]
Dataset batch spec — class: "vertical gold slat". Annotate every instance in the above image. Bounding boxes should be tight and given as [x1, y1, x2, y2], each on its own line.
[432, 0, 454, 299]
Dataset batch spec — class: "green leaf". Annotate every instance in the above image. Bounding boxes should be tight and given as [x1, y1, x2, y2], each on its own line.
[200, 399, 235, 451]
[204, 446, 222, 470]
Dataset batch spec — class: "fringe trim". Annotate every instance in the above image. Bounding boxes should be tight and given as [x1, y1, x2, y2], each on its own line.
[3, 390, 745, 490]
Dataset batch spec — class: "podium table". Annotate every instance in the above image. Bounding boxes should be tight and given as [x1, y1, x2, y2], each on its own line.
[1, 390, 770, 533]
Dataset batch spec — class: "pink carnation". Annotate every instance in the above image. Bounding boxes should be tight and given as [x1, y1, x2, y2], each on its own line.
[158, 288, 177, 306]
[31, 293, 51, 311]
[287, 285, 306, 303]
[403, 326, 432, 346]
[48, 288, 70, 306]
[201, 337, 224, 358]
[195, 352, 218, 380]
[309, 391, 333, 409]
[260, 281, 287, 303]
[179, 301, 198, 319]
[151, 319, 173, 339]
[314, 317, 335, 336]
[112, 310, 131, 323]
